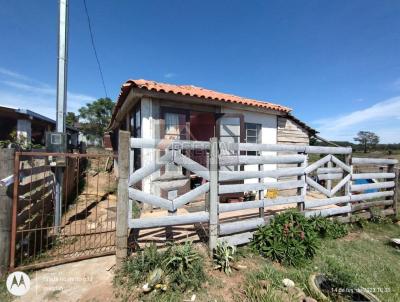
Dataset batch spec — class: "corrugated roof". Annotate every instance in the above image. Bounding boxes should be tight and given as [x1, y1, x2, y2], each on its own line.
[109, 79, 292, 129]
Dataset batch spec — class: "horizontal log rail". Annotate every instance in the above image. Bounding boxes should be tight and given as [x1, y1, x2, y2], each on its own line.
[219, 167, 304, 181]
[219, 154, 306, 166]
[352, 172, 395, 180]
[219, 180, 304, 194]
[351, 181, 395, 192]
[129, 211, 210, 229]
[352, 157, 398, 165]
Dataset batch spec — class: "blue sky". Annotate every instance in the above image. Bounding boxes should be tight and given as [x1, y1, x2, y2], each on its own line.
[0, 0, 399, 143]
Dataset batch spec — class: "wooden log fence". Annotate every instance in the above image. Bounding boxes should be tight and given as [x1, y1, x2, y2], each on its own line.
[117, 134, 399, 258]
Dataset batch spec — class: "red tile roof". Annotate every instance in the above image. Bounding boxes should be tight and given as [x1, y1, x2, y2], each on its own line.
[109, 79, 291, 129]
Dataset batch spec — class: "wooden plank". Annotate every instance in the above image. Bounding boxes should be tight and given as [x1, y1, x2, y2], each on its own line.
[219, 217, 266, 235]
[173, 182, 210, 209]
[208, 137, 218, 253]
[350, 191, 394, 202]
[351, 181, 395, 192]
[331, 155, 351, 173]
[219, 154, 305, 166]
[317, 167, 343, 174]
[18, 175, 54, 196]
[219, 180, 304, 194]
[306, 176, 331, 197]
[352, 157, 398, 165]
[352, 173, 395, 180]
[351, 199, 393, 212]
[220, 142, 351, 154]
[317, 173, 343, 180]
[129, 211, 209, 228]
[219, 200, 263, 213]
[330, 174, 351, 196]
[128, 188, 173, 211]
[128, 152, 172, 186]
[264, 195, 304, 207]
[217, 232, 254, 246]
[304, 155, 331, 174]
[173, 152, 210, 180]
[305, 195, 351, 209]
[305, 205, 351, 218]
[218, 196, 303, 212]
[116, 130, 130, 267]
[219, 167, 304, 181]
[16, 193, 53, 225]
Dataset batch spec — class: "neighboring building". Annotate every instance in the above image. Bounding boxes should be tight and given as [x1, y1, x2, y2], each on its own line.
[0, 105, 80, 149]
[106, 79, 316, 200]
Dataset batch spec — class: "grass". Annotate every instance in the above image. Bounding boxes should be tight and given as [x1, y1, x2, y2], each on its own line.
[240, 221, 400, 302]
[112, 221, 400, 301]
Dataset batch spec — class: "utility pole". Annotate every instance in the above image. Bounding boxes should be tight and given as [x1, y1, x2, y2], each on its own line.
[55, 0, 69, 228]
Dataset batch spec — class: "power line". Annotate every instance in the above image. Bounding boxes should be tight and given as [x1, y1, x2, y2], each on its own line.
[83, 0, 108, 98]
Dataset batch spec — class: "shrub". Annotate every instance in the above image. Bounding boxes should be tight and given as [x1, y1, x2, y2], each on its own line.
[251, 211, 348, 266]
[251, 210, 319, 266]
[163, 241, 206, 291]
[309, 215, 348, 239]
[114, 242, 206, 300]
[213, 241, 236, 274]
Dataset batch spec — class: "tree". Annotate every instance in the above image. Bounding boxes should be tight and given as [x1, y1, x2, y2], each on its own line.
[66, 112, 78, 127]
[78, 98, 114, 143]
[354, 131, 380, 153]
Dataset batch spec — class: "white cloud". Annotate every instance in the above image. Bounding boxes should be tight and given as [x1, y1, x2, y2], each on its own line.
[313, 96, 400, 143]
[163, 72, 176, 79]
[392, 78, 400, 91]
[0, 67, 96, 119]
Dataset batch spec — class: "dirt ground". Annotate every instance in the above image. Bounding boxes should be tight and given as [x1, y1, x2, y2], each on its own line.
[18, 255, 116, 302]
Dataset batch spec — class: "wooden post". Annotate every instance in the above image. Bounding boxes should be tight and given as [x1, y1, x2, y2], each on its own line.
[387, 164, 397, 216]
[116, 130, 130, 269]
[208, 137, 219, 255]
[298, 152, 307, 212]
[394, 167, 399, 217]
[326, 161, 333, 191]
[345, 153, 352, 218]
[0, 149, 14, 275]
[258, 162, 265, 218]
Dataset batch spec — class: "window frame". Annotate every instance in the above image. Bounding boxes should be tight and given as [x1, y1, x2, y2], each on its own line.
[245, 122, 262, 156]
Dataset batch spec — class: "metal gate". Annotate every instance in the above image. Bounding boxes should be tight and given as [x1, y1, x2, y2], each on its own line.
[10, 151, 117, 270]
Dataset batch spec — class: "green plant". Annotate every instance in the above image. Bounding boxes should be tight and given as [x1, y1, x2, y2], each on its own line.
[163, 241, 205, 291]
[114, 242, 206, 300]
[309, 215, 348, 239]
[370, 207, 393, 224]
[251, 210, 319, 266]
[213, 241, 236, 274]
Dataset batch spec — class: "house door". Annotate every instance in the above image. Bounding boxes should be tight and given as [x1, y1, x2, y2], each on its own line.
[216, 114, 244, 170]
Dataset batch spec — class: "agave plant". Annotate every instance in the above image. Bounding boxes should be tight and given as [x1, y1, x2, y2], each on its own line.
[163, 241, 201, 274]
[213, 241, 236, 274]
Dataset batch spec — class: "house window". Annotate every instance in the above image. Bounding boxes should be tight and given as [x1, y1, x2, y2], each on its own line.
[245, 123, 261, 155]
[165, 112, 187, 140]
[130, 105, 141, 171]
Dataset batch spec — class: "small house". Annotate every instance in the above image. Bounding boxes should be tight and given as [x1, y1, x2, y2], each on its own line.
[106, 80, 316, 202]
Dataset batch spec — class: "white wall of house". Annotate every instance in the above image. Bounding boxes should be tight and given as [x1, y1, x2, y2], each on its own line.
[221, 107, 278, 185]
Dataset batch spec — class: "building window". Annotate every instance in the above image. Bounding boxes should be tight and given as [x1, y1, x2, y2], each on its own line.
[165, 112, 187, 140]
[130, 104, 141, 170]
[245, 123, 261, 155]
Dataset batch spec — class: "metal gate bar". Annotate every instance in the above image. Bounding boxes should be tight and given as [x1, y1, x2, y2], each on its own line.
[10, 151, 117, 271]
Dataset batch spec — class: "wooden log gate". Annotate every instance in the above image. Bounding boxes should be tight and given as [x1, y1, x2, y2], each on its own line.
[116, 131, 399, 263]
